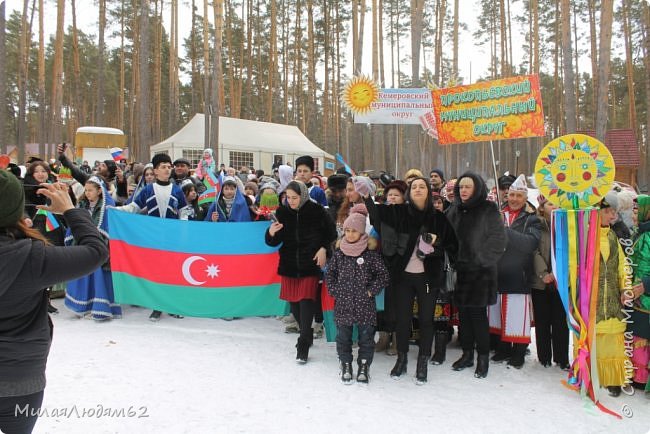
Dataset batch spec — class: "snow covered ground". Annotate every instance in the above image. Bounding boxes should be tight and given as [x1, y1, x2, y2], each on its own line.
[34, 300, 649, 434]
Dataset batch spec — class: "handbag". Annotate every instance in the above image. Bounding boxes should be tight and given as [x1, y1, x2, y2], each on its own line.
[442, 251, 456, 294]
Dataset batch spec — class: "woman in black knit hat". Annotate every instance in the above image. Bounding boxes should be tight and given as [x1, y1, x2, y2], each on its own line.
[0, 171, 108, 433]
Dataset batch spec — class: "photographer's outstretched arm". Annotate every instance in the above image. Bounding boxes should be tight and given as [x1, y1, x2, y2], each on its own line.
[57, 144, 90, 185]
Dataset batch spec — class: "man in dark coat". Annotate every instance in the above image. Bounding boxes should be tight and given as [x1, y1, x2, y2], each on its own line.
[326, 174, 348, 222]
[490, 174, 541, 369]
[446, 171, 506, 378]
[171, 157, 205, 194]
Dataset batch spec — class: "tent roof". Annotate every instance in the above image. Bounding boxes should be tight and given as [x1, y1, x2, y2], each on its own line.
[151, 114, 332, 158]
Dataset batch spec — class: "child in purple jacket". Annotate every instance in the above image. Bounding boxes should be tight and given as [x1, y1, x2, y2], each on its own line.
[325, 204, 390, 384]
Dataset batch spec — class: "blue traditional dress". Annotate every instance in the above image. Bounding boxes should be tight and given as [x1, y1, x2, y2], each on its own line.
[204, 186, 253, 222]
[64, 177, 122, 320]
[123, 181, 187, 218]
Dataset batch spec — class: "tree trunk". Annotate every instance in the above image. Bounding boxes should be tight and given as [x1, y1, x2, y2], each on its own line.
[0, 1, 5, 155]
[50, 0, 64, 149]
[552, 0, 560, 137]
[595, 0, 614, 142]
[212, 0, 224, 160]
[378, 0, 385, 86]
[17, 0, 29, 162]
[410, 0, 425, 86]
[642, 1, 650, 185]
[268, 0, 276, 122]
[622, 0, 636, 133]
[118, 0, 125, 131]
[97, 0, 106, 125]
[452, 0, 458, 79]
[306, 0, 316, 135]
[435, 0, 446, 84]
[152, 0, 162, 143]
[588, 0, 598, 128]
[71, 0, 83, 137]
[323, 0, 330, 146]
[572, 2, 580, 129]
[37, 0, 45, 156]
[353, 0, 366, 76]
[137, 0, 151, 161]
[560, 0, 576, 133]
[167, 0, 178, 135]
[203, 0, 210, 149]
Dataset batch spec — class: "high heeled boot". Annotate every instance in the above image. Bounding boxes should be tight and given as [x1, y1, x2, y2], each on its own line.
[452, 350, 474, 371]
[390, 352, 408, 378]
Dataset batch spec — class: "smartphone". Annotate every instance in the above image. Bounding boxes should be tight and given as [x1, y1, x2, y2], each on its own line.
[269, 213, 278, 223]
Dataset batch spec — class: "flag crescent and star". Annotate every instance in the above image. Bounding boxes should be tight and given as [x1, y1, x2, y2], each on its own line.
[181, 256, 221, 286]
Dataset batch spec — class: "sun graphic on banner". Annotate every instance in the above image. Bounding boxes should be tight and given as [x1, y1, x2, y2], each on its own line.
[341, 75, 379, 115]
[534, 134, 615, 209]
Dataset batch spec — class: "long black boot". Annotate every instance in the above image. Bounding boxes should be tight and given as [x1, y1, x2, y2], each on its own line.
[452, 350, 474, 371]
[430, 330, 449, 365]
[296, 332, 312, 364]
[475, 353, 489, 378]
[507, 343, 526, 369]
[390, 352, 408, 379]
[416, 354, 429, 385]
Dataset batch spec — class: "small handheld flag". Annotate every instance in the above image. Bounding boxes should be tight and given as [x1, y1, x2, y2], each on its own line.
[110, 147, 124, 162]
[35, 209, 60, 232]
[198, 171, 222, 205]
[335, 153, 356, 176]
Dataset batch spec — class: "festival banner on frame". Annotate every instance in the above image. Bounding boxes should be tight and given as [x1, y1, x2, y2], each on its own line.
[431, 74, 545, 145]
[352, 87, 435, 125]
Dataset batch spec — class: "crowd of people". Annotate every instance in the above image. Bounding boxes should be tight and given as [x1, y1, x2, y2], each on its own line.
[1, 146, 649, 432]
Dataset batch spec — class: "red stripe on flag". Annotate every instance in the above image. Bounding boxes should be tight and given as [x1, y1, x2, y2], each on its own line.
[110, 240, 280, 288]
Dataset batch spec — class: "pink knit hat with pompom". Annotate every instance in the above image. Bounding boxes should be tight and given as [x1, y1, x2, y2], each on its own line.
[343, 203, 368, 234]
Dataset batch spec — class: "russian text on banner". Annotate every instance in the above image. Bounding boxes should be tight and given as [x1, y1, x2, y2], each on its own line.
[432, 74, 545, 145]
[108, 209, 286, 318]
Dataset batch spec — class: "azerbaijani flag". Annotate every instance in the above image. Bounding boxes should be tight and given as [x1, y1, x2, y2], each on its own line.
[35, 209, 60, 232]
[198, 171, 221, 205]
[110, 147, 124, 162]
[108, 209, 286, 318]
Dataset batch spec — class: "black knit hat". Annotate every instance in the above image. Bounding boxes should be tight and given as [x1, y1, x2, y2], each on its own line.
[295, 155, 314, 172]
[497, 173, 516, 190]
[327, 174, 348, 191]
[0, 169, 25, 228]
[152, 153, 172, 168]
[430, 169, 445, 182]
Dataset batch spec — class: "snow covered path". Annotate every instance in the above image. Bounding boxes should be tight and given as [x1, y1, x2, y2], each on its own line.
[35, 301, 649, 434]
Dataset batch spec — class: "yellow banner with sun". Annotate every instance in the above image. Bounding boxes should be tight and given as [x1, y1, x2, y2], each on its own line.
[431, 74, 544, 145]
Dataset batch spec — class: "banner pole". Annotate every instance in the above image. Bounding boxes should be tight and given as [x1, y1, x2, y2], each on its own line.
[395, 125, 399, 176]
[490, 140, 501, 204]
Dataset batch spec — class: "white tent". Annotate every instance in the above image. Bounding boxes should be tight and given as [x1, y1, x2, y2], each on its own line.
[150, 114, 335, 174]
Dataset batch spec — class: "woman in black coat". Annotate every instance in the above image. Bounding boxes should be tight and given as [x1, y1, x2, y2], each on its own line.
[361, 176, 458, 384]
[0, 172, 109, 434]
[265, 181, 337, 364]
[445, 171, 506, 378]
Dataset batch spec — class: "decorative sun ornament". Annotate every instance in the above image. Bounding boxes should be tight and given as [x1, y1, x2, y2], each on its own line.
[341, 75, 380, 115]
[534, 134, 615, 209]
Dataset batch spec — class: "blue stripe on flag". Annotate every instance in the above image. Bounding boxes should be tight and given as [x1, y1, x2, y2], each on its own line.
[107, 208, 278, 254]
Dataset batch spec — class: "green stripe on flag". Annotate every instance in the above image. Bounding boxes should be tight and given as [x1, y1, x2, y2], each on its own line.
[112, 272, 288, 318]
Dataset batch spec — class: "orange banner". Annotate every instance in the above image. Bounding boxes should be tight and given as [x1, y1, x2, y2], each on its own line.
[432, 74, 544, 145]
